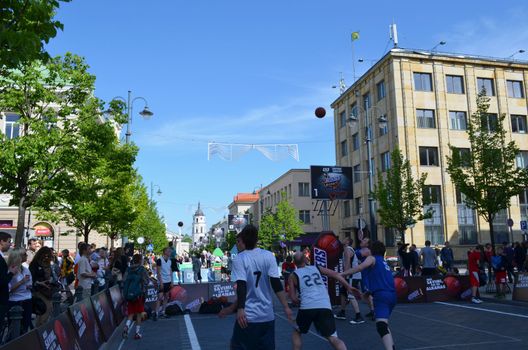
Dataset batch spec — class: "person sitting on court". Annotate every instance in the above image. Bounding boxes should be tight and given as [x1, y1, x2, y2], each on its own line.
[342, 241, 397, 350]
[289, 252, 356, 350]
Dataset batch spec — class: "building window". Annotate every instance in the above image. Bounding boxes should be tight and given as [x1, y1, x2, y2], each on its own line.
[381, 152, 391, 172]
[299, 210, 311, 224]
[363, 93, 371, 110]
[477, 78, 495, 96]
[384, 227, 396, 247]
[350, 103, 358, 120]
[414, 72, 433, 91]
[446, 75, 465, 94]
[423, 185, 444, 245]
[507, 80, 524, 98]
[341, 140, 348, 157]
[352, 133, 360, 151]
[355, 197, 363, 215]
[493, 209, 510, 243]
[417, 109, 436, 128]
[353, 164, 361, 183]
[480, 113, 498, 132]
[340, 110, 347, 128]
[511, 115, 527, 133]
[449, 111, 467, 130]
[377, 80, 386, 101]
[298, 182, 310, 197]
[456, 190, 478, 245]
[379, 115, 388, 136]
[453, 147, 471, 167]
[520, 188, 528, 220]
[343, 201, 351, 218]
[4, 114, 20, 139]
[419, 147, 439, 166]
[516, 151, 528, 169]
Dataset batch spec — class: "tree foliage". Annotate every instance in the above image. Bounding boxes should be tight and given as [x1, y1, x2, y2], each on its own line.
[0, 0, 71, 70]
[372, 148, 430, 244]
[0, 54, 105, 247]
[446, 92, 528, 251]
[258, 194, 304, 250]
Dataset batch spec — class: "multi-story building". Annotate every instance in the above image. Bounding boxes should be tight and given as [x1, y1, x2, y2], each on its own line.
[228, 192, 260, 218]
[331, 48, 528, 258]
[192, 202, 208, 245]
[256, 169, 338, 246]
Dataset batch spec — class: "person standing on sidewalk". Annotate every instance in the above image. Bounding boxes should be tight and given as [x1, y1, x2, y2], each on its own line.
[0, 232, 16, 337]
[155, 247, 179, 319]
[123, 254, 149, 340]
[492, 247, 507, 298]
[440, 242, 454, 272]
[7, 248, 33, 335]
[77, 243, 96, 299]
[468, 245, 484, 304]
[420, 241, 437, 276]
[334, 237, 364, 324]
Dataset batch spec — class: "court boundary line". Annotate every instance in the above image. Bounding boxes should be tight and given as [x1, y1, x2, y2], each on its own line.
[434, 301, 528, 319]
[184, 314, 202, 350]
[402, 339, 519, 350]
[394, 310, 521, 341]
[117, 321, 134, 350]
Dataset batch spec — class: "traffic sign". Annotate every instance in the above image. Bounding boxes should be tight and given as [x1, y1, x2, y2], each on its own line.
[507, 218, 514, 227]
[521, 220, 528, 231]
[147, 244, 154, 251]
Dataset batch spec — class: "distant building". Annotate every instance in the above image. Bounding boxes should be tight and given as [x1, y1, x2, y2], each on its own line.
[192, 202, 208, 245]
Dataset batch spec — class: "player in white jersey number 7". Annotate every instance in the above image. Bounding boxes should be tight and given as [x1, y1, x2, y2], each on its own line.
[289, 252, 358, 350]
[219, 225, 293, 350]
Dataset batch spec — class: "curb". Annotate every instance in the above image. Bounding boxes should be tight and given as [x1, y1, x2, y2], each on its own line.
[479, 296, 528, 308]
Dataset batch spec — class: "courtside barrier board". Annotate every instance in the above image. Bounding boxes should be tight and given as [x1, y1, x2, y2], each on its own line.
[91, 291, 116, 341]
[68, 297, 105, 349]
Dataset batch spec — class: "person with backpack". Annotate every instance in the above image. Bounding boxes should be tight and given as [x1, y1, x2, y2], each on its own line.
[123, 254, 149, 340]
[492, 247, 507, 298]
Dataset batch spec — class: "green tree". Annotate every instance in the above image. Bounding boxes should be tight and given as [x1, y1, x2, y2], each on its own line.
[127, 178, 167, 254]
[37, 107, 137, 244]
[0, 54, 108, 247]
[258, 194, 304, 250]
[0, 0, 70, 70]
[372, 148, 431, 244]
[447, 92, 528, 252]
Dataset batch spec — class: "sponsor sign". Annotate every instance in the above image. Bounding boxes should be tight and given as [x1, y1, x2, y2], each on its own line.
[91, 291, 115, 341]
[395, 276, 427, 303]
[209, 282, 236, 301]
[395, 275, 472, 303]
[424, 275, 450, 302]
[310, 165, 353, 200]
[108, 285, 125, 324]
[145, 278, 159, 312]
[68, 297, 104, 349]
[312, 231, 343, 305]
[37, 312, 81, 350]
[513, 272, 528, 302]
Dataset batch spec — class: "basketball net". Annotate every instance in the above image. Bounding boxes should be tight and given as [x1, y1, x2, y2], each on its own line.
[208, 142, 299, 162]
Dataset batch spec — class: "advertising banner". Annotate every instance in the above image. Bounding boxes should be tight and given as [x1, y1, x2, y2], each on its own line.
[395, 276, 427, 303]
[424, 275, 450, 302]
[395, 275, 472, 303]
[513, 272, 528, 302]
[37, 312, 81, 350]
[68, 298, 104, 349]
[310, 166, 353, 200]
[167, 284, 208, 312]
[144, 278, 159, 312]
[108, 285, 125, 324]
[1, 330, 42, 350]
[311, 231, 343, 305]
[91, 291, 115, 341]
[208, 282, 236, 301]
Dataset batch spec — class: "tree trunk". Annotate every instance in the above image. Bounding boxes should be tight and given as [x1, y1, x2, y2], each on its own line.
[488, 218, 496, 255]
[83, 225, 90, 244]
[15, 198, 27, 248]
[400, 229, 406, 245]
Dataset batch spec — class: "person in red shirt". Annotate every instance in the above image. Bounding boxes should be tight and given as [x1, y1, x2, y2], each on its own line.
[281, 255, 296, 292]
[467, 245, 483, 304]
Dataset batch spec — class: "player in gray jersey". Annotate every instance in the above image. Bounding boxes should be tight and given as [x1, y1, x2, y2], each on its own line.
[220, 225, 293, 350]
[289, 252, 356, 350]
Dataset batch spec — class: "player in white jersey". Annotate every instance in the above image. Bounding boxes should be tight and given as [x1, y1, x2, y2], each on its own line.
[289, 252, 356, 350]
[224, 225, 293, 350]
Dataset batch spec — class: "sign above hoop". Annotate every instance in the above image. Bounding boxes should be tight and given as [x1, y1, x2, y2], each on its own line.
[310, 166, 353, 200]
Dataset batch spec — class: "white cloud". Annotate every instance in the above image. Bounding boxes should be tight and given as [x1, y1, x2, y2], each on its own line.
[138, 85, 336, 147]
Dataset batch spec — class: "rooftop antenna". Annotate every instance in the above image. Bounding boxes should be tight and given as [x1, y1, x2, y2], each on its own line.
[331, 72, 347, 94]
[390, 22, 399, 48]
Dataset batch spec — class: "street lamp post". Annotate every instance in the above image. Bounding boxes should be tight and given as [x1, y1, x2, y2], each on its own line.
[348, 104, 387, 242]
[150, 182, 162, 202]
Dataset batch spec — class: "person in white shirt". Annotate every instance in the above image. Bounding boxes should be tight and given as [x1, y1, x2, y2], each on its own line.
[289, 252, 355, 350]
[77, 243, 96, 299]
[7, 248, 33, 335]
[220, 225, 293, 350]
[155, 247, 180, 319]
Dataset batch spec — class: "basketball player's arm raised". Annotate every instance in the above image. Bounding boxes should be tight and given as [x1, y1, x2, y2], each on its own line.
[341, 256, 375, 277]
[343, 247, 352, 271]
[319, 267, 359, 294]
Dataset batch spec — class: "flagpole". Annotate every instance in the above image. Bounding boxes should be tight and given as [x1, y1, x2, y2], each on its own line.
[351, 31, 359, 82]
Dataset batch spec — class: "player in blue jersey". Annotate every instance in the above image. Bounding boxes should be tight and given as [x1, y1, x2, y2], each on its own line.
[342, 240, 396, 350]
[219, 225, 293, 350]
[355, 238, 375, 320]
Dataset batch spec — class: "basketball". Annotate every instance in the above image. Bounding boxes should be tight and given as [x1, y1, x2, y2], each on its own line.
[394, 277, 408, 299]
[169, 285, 188, 302]
[313, 231, 342, 265]
[315, 107, 326, 118]
[443, 276, 462, 297]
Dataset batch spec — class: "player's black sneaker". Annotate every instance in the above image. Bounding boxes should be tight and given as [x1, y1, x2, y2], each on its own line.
[334, 310, 346, 320]
[349, 315, 365, 324]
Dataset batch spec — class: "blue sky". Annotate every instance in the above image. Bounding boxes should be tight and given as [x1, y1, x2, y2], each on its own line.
[46, 1, 528, 235]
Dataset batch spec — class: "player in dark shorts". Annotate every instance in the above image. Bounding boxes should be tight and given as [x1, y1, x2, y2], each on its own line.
[289, 252, 356, 350]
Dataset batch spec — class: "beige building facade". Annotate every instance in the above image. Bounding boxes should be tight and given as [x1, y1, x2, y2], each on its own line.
[331, 48, 528, 259]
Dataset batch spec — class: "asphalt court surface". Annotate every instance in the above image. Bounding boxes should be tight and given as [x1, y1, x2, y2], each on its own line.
[119, 300, 528, 349]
